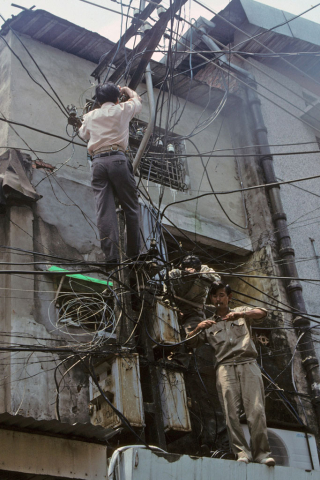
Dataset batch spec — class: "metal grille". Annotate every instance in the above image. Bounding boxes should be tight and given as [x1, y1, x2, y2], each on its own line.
[129, 122, 187, 191]
[139, 154, 187, 191]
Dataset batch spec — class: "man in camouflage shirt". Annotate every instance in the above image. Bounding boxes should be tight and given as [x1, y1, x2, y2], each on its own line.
[169, 255, 220, 332]
[186, 281, 275, 467]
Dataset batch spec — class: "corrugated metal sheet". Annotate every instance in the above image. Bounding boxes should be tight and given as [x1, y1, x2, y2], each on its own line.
[0, 9, 114, 65]
[208, 0, 320, 79]
[0, 411, 120, 443]
[240, 0, 320, 47]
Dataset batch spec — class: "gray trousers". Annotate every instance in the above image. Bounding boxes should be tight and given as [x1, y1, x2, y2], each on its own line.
[216, 361, 271, 462]
[91, 154, 141, 261]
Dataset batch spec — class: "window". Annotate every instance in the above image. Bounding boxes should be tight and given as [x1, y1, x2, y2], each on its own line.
[129, 120, 188, 192]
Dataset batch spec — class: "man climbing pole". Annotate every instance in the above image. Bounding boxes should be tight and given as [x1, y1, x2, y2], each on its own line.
[78, 82, 142, 263]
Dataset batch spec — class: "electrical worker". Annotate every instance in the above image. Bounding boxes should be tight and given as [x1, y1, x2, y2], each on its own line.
[169, 255, 221, 332]
[186, 281, 275, 467]
[79, 82, 142, 263]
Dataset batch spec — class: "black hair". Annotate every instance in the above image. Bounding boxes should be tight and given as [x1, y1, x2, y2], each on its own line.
[95, 82, 120, 105]
[181, 255, 201, 272]
[210, 281, 232, 296]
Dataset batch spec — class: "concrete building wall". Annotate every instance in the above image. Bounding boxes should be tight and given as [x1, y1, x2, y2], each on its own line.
[240, 56, 320, 336]
[0, 29, 252, 424]
[1, 30, 252, 255]
[0, 19, 317, 446]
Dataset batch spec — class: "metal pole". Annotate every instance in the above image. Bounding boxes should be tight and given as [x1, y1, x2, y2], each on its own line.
[133, 63, 156, 174]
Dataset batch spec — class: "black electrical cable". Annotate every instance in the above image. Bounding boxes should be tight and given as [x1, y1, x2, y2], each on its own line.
[0, 35, 68, 118]
[187, 137, 246, 230]
[8, 27, 68, 114]
[0, 117, 86, 147]
[193, 0, 320, 90]
[161, 173, 320, 219]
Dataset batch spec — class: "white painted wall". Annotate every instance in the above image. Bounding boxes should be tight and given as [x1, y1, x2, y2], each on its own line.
[116, 447, 320, 480]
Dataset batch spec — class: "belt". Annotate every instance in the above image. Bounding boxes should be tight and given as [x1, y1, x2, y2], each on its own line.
[92, 150, 126, 160]
[92, 144, 125, 156]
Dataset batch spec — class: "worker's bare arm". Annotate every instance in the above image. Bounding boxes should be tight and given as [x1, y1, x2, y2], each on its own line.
[222, 309, 267, 322]
[186, 319, 216, 338]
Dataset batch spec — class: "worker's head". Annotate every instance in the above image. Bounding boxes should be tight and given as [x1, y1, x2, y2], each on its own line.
[95, 82, 120, 106]
[209, 282, 232, 309]
[181, 255, 201, 272]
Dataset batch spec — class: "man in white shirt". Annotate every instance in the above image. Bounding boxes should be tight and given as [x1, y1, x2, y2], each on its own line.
[79, 83, 142, 263]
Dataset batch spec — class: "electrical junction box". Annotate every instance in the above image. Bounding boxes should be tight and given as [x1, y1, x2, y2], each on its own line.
[89, 354, 145, 429]
[158, 368, 191, 433]
[151, 301, 181, 346]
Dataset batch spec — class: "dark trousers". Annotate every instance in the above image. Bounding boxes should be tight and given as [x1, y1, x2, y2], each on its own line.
[91, 154, 141, 261]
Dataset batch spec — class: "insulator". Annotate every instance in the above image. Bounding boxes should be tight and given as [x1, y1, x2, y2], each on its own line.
[141, 22, 152, 33]
[157, 5, 166, 17]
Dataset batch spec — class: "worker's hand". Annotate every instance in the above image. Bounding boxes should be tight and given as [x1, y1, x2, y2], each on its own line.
[68, 115, 82, 129]
[120, 86, 133, 97]
[184, 267, 196, 274]
[222, 312, 243, 322]
[197, 320, 216, 330]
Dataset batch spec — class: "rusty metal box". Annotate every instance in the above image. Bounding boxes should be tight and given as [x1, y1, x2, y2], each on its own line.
[158, 368, 191, 433]
[151, 301, 181, 346]
[89, 354, 145, 429]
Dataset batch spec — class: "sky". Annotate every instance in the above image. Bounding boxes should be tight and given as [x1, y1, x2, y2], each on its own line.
[1, 0, 320, 47]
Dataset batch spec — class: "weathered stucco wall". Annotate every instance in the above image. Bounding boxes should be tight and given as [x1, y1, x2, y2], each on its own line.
[239, 57, 320, 348]
[2, 30, 252, 256]
[0, 24, 316, 444]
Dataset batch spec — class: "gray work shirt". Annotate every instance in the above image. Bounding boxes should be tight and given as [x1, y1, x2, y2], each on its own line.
[186, 306, 267, 366]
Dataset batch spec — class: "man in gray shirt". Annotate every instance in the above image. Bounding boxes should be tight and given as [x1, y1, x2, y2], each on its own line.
[186, 281, 275, 466]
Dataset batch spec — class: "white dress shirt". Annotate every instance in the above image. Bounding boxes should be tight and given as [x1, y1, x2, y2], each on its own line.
[79, 93, 142, 155]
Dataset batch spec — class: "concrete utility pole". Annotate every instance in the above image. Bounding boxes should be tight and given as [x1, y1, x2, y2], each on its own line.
[91, 0, 163, 81]
[105, 0, 188, 87]
[115, 204, 135, 347]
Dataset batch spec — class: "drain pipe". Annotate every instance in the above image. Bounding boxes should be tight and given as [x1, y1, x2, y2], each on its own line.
[133, 63, 155, 174]
[200, 30, 320, 427]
